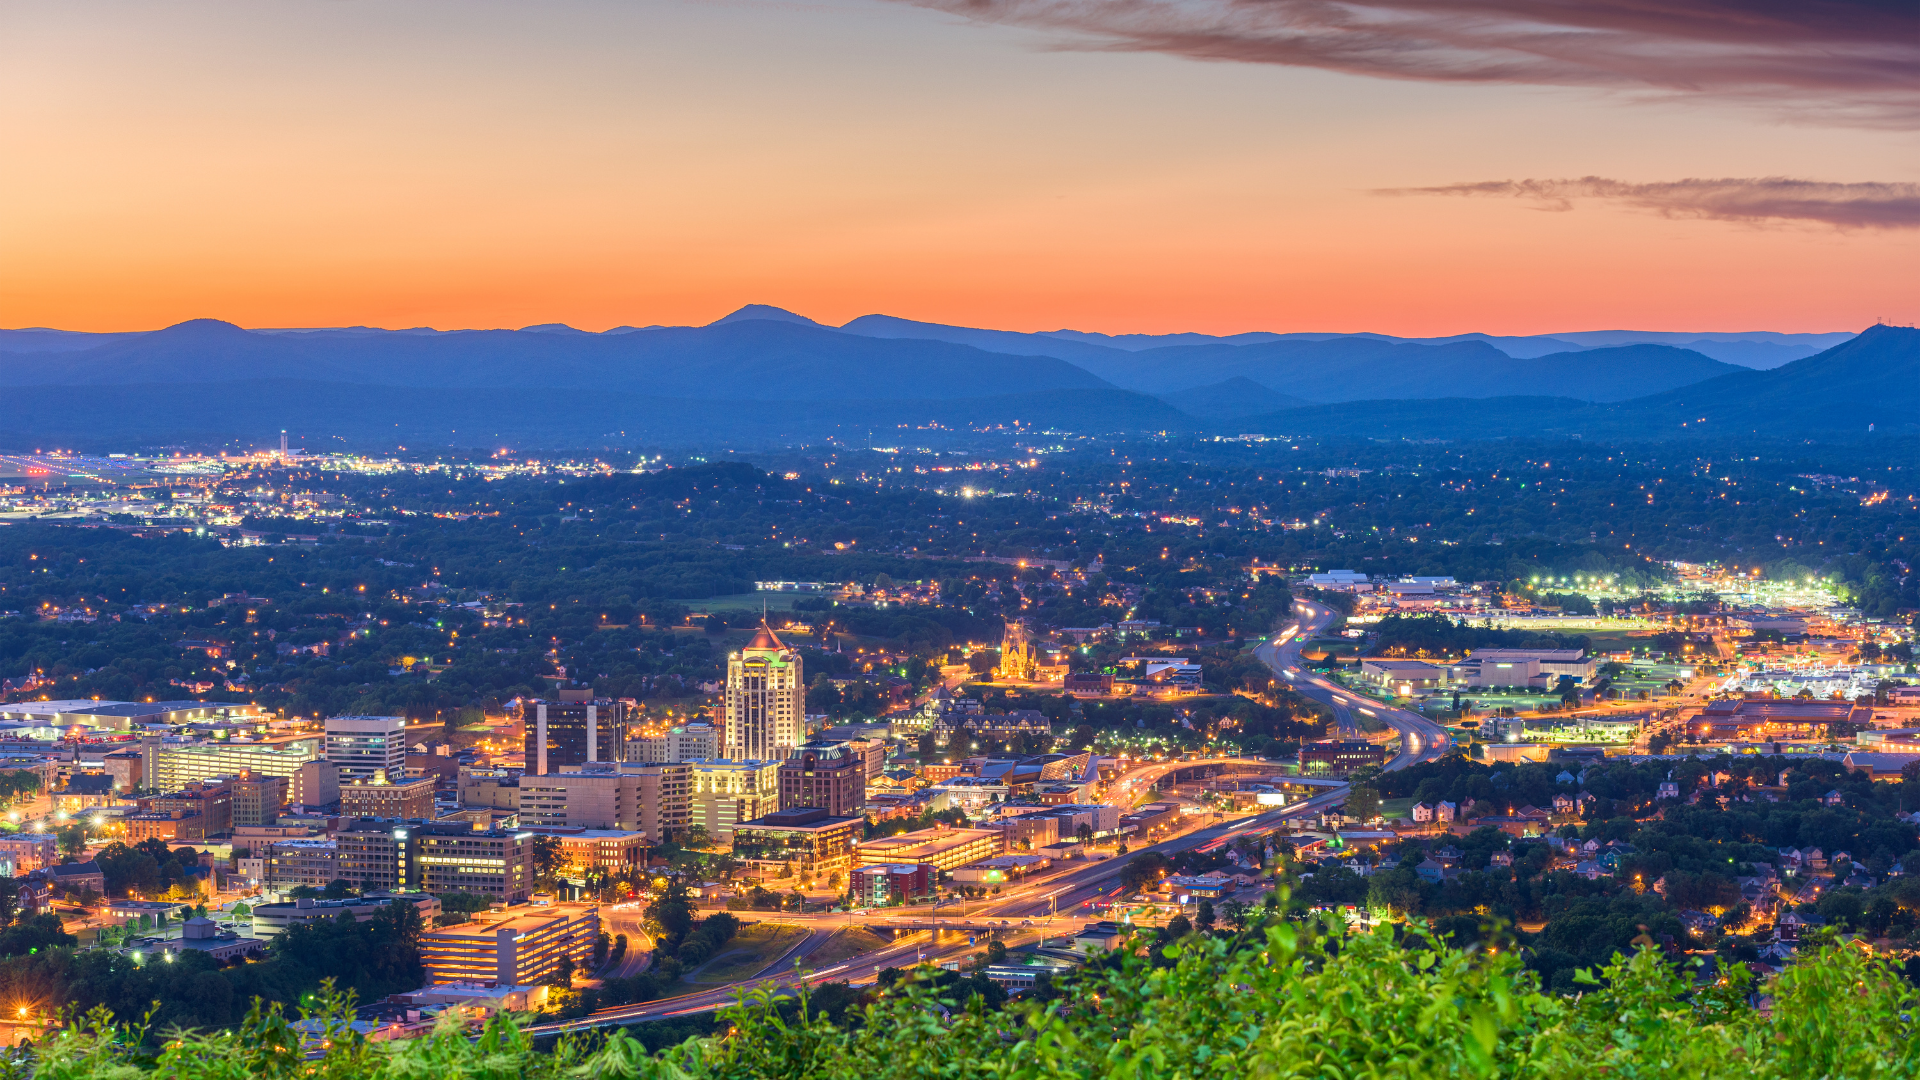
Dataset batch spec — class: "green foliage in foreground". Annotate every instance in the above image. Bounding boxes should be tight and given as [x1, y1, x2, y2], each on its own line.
[12, 915, 1918, 1080]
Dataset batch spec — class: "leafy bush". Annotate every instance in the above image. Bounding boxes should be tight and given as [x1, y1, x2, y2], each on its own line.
[12, 908, 1918, 1079]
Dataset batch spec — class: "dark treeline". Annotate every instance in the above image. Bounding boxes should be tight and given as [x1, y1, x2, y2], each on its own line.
[0, 899, 423, 1035]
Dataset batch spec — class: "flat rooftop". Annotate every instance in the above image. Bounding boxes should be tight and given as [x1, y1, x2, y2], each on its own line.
[858, 827, 1000, 857]
[424, 903, 597, 940]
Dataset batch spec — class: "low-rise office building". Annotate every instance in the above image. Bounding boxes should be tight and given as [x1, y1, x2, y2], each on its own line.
[126, 812, 205, 843]
[778, 741, 866, 817]
[1299, 739, 1389, 775]
[524, 827, 648, 881]
[251, 892, 443, 938]
[334, 819, 537, 901]
[458, 767, 520, 810]
[104, 899, 183, 926]
[137, 777, 235, 837]
[731, 808, 862, 879]
[340, 776, 437, 821]
[517, 761, 690, 840]
[411, 824, 536, 901]
[625, 723, 720, 764]
[233, 772, 290, 827]
[0, 834, 57, 875]
[291, 759, 341, 808]
[1358, 659, 1450, 694]
[158, 916, 267, 961]
[264, 838, 340, 894]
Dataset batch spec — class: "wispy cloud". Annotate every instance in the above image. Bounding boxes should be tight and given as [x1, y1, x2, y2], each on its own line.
[892, 0, 1920, 122]
[1372, 177, 1920, 229]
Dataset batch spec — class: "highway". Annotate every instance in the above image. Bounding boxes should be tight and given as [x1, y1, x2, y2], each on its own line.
[528, 599, 1451, 1035]
[596, 904, 656, 979]
[1255, 599, 1454, 773]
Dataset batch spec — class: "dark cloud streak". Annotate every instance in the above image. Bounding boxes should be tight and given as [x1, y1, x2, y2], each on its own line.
[896, 0, 1920, 121]
[1374, 177, 1920, 229]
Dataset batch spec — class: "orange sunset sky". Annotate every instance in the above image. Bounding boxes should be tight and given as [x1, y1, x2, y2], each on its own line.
[1, 0, 1914, 337]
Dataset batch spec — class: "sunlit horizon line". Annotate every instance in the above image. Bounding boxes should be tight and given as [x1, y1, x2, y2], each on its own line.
[4, 311, 1873, 340]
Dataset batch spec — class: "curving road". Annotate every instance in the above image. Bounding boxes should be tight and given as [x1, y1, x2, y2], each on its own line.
[1255, 599, 1453, 773]
[528, 599, 1451, 1036]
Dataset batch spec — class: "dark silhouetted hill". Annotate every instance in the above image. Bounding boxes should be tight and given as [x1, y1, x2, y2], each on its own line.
[0, 381, 1188, 451]
[1074, 339, 1740, 401]
[1158, 377, 1309, 420]
[1228, 326, 1920, 440]
[0, 318, 1112, 401]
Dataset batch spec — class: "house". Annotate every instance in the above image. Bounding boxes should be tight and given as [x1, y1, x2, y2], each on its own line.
[1414, 858, 1446, 884]
[1553, 793, 1578, 814]
[1776, 911, 1824, 941]
[1555, 770, 1576, 786]
[1678, 910, 1719, 937]
[1573, 861, 1605, 880]
[1411, 803, 1436, 823]
[38, 861, 106, 897]
[1436, 801, 1457, 822]
[1657, 781, 1680, 800]
[1072, 921, 1129, 954]
[1165, 874, 1235, 901]
[1737, 880, 1777, 915]
[1822, 789, 1846, 807]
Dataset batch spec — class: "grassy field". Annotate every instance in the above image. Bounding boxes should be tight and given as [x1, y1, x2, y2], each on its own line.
[684, 922, 811, 985]
[676, 592, 807, 612]
[1378, 797, 1418, 820]
[803, 926, 891, 969]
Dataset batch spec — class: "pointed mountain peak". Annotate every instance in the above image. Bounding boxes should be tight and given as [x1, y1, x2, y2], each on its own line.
[709, 304, 823, 328]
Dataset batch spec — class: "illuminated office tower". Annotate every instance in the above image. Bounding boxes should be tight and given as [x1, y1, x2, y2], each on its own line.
[724, 623, 802, 762]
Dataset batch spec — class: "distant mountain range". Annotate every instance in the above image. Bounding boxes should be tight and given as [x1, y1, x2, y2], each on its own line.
[0, 308, 1898, 448]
